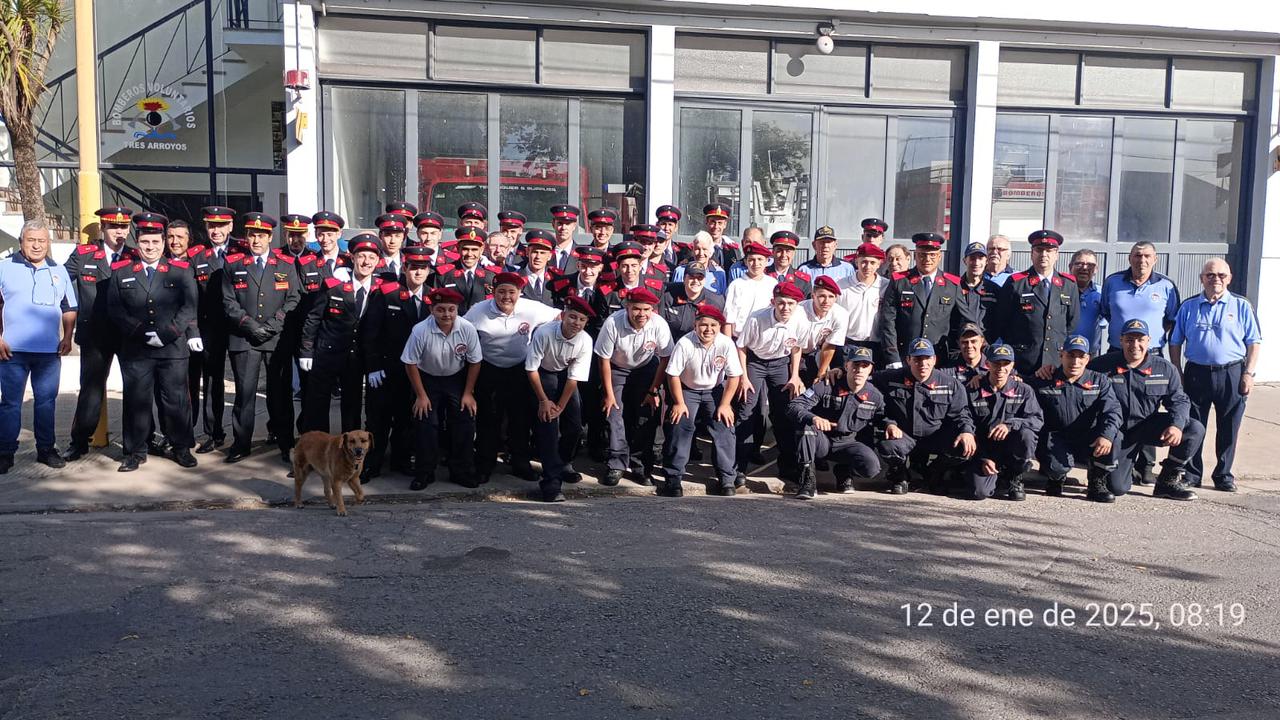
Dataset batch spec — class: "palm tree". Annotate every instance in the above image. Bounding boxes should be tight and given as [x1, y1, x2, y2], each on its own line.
[0, 0, 68, 221]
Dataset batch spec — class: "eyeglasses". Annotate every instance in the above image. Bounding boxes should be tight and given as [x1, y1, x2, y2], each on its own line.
[1202, 273, 1229, 280]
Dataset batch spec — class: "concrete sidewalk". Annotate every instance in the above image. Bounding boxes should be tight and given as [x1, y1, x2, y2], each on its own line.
[1, 355, 1277, 513]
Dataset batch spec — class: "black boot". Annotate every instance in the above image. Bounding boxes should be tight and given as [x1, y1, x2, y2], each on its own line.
[1153, 467, 1197, 501]
[795, 464, 817, 500]
[601, 469, 623, 487]
[1045, 475, 1065, 497]
[999, 470, 1026, 501]
[657, 480, 683, 497]
[1133, 466, 1155, 486]
[1086, 471, 1115, 503]
[886, 466, 910, 495]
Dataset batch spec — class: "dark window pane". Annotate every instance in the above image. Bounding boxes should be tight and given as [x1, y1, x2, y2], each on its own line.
[991, 114, 1048, 239]
[1054, 116, 1113, 242]
[678, 107, 741, 235]
[871, 45, 965, 103]
[542, 30, 645, 91]
[1081, 55, 1166, 108]
[821, 114, 886, 246]
[1172, 58, 1256, 112]
[674, 35, 768, 95]
[893, 116, 954, 238]
[1180, 120, 1243, 244]
[417, 91, 487, 229]
[998, 50, 1078, 106]
[751, 111, 811, 237]
[434, 25, 535, 84]
[1118, 118, 1175, 243]
[581, 98, 647, 228]
[499, 96, 568, 229]
[326, 87, 405, 229]
[772, 41, 867, 97]
[318, 17, 428, 79]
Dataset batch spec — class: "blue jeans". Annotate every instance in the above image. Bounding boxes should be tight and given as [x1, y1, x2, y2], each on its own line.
[0, 351, 61, 455]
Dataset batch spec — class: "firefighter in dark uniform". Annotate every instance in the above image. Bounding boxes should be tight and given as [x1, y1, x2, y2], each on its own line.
[766, 230, 813, 295]
[107, 215, 199, 472]
[878, 232, 975, 368]
[658, 262, 725, 340]
[518, 229, 560, 306]
[362, 244, 435, 480]
[788, 345, 886, 500]
[191, 205, 241, 453]
[412, 210, 446, 253]
[546, 205, 580, 276]
[275, 213, 316, 423]
[963, 343, 1044, 501]
[63, 206, 134, 461]
[938, 323, 988, 382]
[958, 242, 1001, 324]
[986, 230, 1080, 377]
[874, 337, 977, 495]
[386, 201, 417, 223]
[592, 242, 665, 321]
[586, 207, 618, 256]
[860, 217, 888, 246]
[309, 211, 349, 280]
[1029, 335, 1121, 502]
[497, 210, 527, 245]
[374, 212, 410, 281]
[458, 201, 488, 231]
[656, 204, 684, 265]
[1088, 318, 1202, 501]
[433, 227, 494, 314]
[221, 212, 301, 464]
[702, 202, 742, 269]
[630, 224, 672, 286]
[298, 234, 384, 433]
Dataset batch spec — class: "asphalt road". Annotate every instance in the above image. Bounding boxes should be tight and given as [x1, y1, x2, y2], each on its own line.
[2, 487, 1279, 719]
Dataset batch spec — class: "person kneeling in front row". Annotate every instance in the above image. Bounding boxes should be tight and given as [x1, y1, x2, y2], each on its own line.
[787, 345, 884, 500]
[964, 343, 1043, 501]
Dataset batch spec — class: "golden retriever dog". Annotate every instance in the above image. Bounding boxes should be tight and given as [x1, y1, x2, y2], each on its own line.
[291, 430, 372, 516]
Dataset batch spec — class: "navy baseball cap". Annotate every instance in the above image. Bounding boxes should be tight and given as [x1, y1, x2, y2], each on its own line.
[845, 345, 874, 364]
[964, 242, 988, 257]
[1061, 335, 1091, 353]
[985, 343, 1015, 362]
[907, 337, 936, 357]
[1121, 318, 1150, 337]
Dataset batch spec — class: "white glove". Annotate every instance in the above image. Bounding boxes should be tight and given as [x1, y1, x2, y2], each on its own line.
[367, 370, 386, 388]
[887, 361, 904, 370]
[145, 331, 164, 348]
[187, 337, 204, 352]
[299, 358, 313, 372]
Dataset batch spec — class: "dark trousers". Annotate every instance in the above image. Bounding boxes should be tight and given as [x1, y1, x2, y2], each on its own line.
[229, 348, 295, 452]
[122, 355, 193, 457]
[69, 339, 117, 447]
[1184, 361, 1247, 486]
[0, 352, 61, 455]
[579, 355, 606, 455]
[735, 354, 797, 477]
[1107, 413, 1206, 496]
[365, 367, 414, 473]
[474, 362, 533, 473]
[879, 425, 967, 474]
[967, 427, 1037, 499]
[662, 386, 736, 488]
[413, 369, 475, 479]
[535, 369, 583, 496]
[301, 352, 364, 433]
[1037, 427, 1117, 483]
[796, 427, 881, 478]
[200, 337, 228, 442]
[606, 359, 660, 472]
[156, 353, 200, 438]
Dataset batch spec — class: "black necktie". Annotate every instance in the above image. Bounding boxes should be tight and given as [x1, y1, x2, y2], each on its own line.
[256, 256, 265, 279]
[920, 275, 933, 301]
[326, 258, 334, 274]
[145, 266, 155, 286]
[111, 252, 120, 264]
[356, 286, 367, 316]
[414, 295, 424, 318]
[1036, 277, 1050, 304]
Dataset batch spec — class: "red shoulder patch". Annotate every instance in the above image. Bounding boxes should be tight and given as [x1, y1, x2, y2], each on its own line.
[169, 259, 190, 269]
[110, 259, 132, 270]
[185, 246, 203, 259]
[892, 271, 910, 281]
[942, 272, 962, 284]
[723, 241, 740, 249]
[93, 250, 106, 260]
[644, 277, 664, 290]
[794, 270, 811, 281]
[298, 254, 316, 266]
[1058, 271, 1077, 283]
[324, 277, 343, 288]
[436, 263, 457, 275]
[225, 253, 246, 263]
[276, 253, 295, 265]
[1010, 271, 1030, 282]
[380, 282, 401, 294]
[76, 244, 98, 255]
[342, 283, 353, 292]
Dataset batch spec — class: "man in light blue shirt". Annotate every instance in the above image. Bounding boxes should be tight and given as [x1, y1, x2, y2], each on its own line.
[0, 221, 78, 473]
[1169, 258, 1261, 492]
[1069, 249, 1106, 353]
[982, 234, 1013, 286]
[1099, 242, 1180, 351]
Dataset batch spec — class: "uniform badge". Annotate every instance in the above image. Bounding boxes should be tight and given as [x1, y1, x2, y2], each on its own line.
[454, 343, 469, 356]
[643, 340, 657, 352]
[518, 322, 531, 335]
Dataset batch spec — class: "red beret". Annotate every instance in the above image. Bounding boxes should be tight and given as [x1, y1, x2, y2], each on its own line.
[625, 287, 659, 305]
[694, 304, 726, 325]
[743, 241, 771, 258]
[428, 287, 464, 305]
[812, 275, 841, 295]
[493, 271, 526, 289]
[854, 242, 886, 260]
[562, 295, 596, 319]
[773, 282, 805, 302]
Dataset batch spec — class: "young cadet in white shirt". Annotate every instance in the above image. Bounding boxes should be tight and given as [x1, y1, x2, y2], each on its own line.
[838, 242, 889, 366]
[463, 271, 561, 483]
[595, 286, 674, 485]
[660, 304, 742, 497]
[800, 275, 850, 384]
[722, 241, 778, 336]
[525, 295, 596, 503]
[734, 281, 809, 485]
[401, 287, 482, 490]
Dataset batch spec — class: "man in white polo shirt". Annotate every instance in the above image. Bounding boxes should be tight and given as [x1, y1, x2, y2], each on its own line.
[722, 241, 778, 337]
[838, 242, 889, 366]
[595, 286, 674, 486]
[402, 287, 482, 490]
[734, 281, 809, 485]
[525, 295, 596, 502]
[661, 303, 742, 497]
[464, 271, 561, 483]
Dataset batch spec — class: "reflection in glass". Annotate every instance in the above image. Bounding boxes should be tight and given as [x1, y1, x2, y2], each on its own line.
[1054, 116, 1112, 242]
[893, 116, 954, 238]
[499, 96, 569, 228]
[417, 91, 487, 228]
[1180, 120, 1243, 244]
[581, 99, 647, 228]
[821, 114, 886, 247]
[327, 87, 405, 229]
[678, 107, 741, 236]
[991, 114, 1048, 240]
[1118, 118, 1175, 243]
[751, 111, 811, 237]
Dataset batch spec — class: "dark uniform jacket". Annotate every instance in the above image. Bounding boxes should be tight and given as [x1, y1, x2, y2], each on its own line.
[787, 378, 885, 438]
[189, 242, 245, 346]
[959, 276, 1001, 324]
[879, 268, 975, 366]
[591, 276, 667, 324]
[641, 260, 672, 287]
[107, 258, 198, 360]
[299, 276, 383, 367]
[964, 377, 1044, 439]
[987, 269, 1080, 375]
[433, 262, 495, 314]
[874, 368, 975, 437]
[519, 267, 561, 306]
[1029, 368, 1122, 439]
[1087, 351, 1191, 432]
[658, 285, 726, 339]
[766, 266, 812, 296]
[65, 242, 132, 345]
[937, 357, 989, 384]
[361, 281, 431, 373]
[712, 240, 742, 269]
[221, 252, 301, 352]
